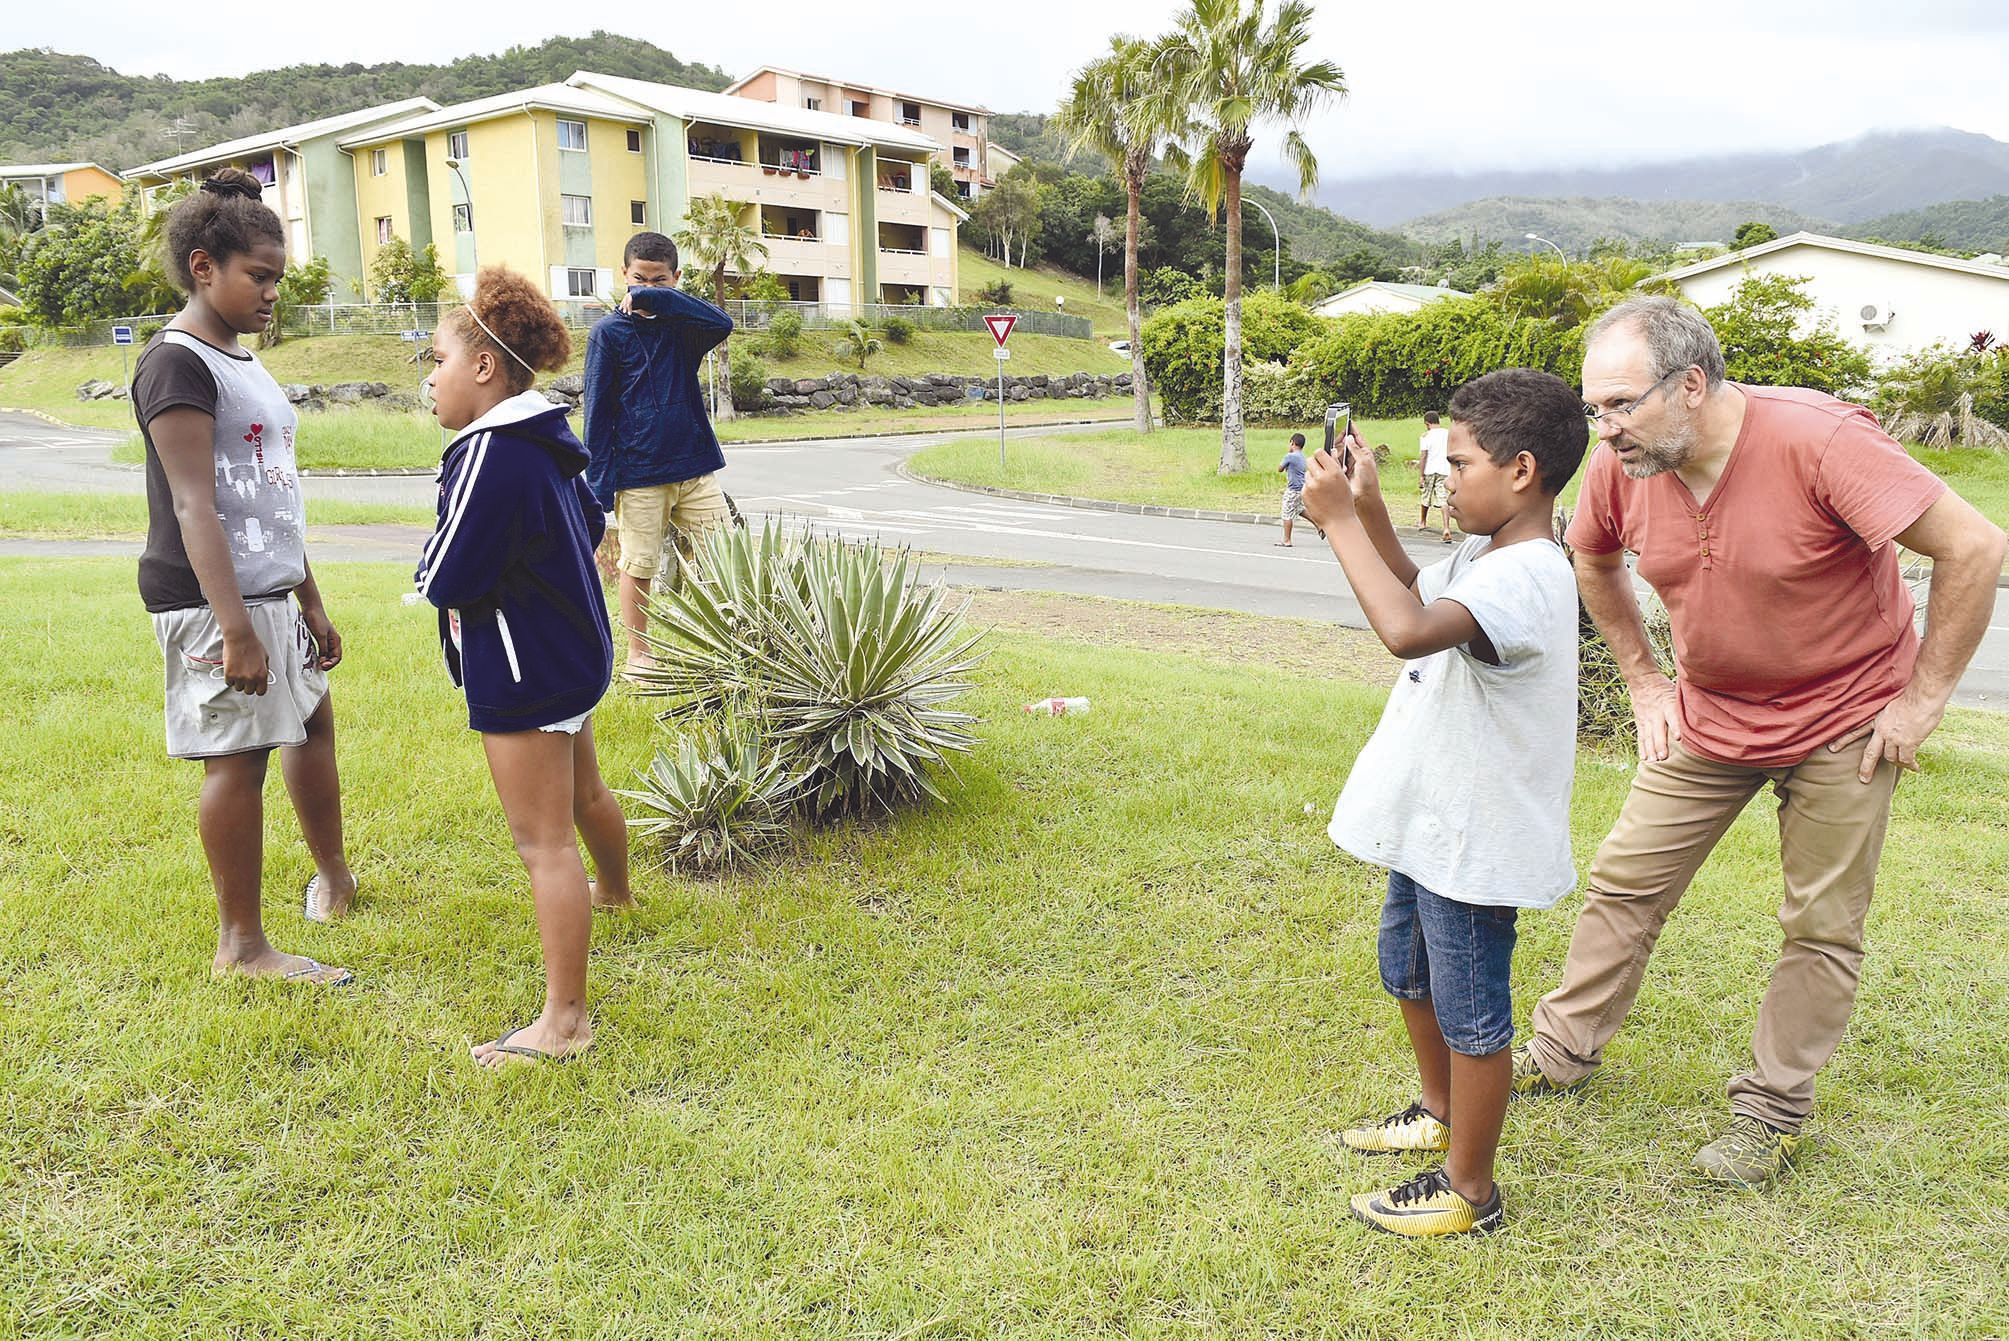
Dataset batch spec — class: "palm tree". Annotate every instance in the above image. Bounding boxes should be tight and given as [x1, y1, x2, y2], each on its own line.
[1055, 34, 1187, 436]
[1150, 0, 1344, 473]
[836, 319, 881, 370]
[674, 192, 768, 421]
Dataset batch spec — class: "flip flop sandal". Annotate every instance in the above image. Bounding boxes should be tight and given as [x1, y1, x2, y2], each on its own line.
[474, 1025, 586, 1066]
[302, 874, 355, 924]
[280, 958, 355, 987]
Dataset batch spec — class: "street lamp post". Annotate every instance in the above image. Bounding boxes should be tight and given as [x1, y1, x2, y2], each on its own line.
[1248, 198, 1283, 290]
[1524, 231, 1566, 263]
[446, 158, 476, 273]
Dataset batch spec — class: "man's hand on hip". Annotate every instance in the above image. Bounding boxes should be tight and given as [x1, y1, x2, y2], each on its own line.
[1630, 676, 1681, 762]
[1829, 693, 1944, 783]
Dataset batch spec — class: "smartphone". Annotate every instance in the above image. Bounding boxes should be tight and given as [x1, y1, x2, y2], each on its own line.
[1323, 402, 1354, 470]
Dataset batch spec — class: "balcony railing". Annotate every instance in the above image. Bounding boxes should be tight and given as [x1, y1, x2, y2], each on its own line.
[878, 246, 927, 256]
[765, 231, 822, 242]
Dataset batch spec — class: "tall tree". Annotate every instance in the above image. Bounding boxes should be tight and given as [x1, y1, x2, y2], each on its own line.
[1150, 0, 1344, 473]
[674, 193, 767, 421]
[1055, 34, 1189, 436]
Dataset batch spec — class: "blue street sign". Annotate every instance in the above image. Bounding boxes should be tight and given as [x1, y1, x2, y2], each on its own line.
[112, 327, 134, 346]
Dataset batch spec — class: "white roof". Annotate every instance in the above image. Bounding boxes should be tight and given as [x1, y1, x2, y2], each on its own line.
[930, 190, 970, 223]
[1651, 231, 2009, 286]
[0, 162, 106, 178]
[723, 64, 992, 118]
[567, 71, 941, 156]
[339, 83, 652, 147]
[126, 99, 439, 180]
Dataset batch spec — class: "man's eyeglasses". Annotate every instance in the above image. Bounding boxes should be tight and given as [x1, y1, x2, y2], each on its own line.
[1582, 366, 1690, 424]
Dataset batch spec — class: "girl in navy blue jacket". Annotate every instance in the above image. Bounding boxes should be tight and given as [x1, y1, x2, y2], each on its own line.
[416, 267, 632, 1067]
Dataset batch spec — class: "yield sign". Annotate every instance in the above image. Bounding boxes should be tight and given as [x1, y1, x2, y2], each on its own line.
[984, 313, 1018, 347]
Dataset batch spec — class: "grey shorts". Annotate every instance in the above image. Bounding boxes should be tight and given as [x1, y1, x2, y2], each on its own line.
[1281, 488, 1305, 521]
[153, 597, 329, 760]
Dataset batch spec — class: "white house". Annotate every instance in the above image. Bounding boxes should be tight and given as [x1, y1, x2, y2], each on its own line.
[1313, 280, 1467, 318]
[1651, 232, 2009, 360]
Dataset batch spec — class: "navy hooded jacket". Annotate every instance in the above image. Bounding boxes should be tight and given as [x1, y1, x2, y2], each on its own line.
[415, 390, 614, 733]
[582, 285, 733, 509]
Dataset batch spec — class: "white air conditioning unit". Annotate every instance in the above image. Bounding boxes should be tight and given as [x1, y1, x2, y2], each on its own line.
[1859, 301, 1895, 331]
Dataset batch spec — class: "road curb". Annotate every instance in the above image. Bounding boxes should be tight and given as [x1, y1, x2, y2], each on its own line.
[0, 406, 101, 430]
[727, 414, 1134, 447]
[898, 464, 1278, 527]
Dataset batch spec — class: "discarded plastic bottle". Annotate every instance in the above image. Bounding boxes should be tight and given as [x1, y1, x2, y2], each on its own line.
[1024, 697, 1091, 716]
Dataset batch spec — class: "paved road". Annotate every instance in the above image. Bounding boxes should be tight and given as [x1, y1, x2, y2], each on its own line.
[5, 409, 2004, 708]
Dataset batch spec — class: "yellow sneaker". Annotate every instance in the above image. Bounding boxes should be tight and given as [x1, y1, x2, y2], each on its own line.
[1340, 1101, 1450, 1155]
[1350, 1168, 1503, 1238]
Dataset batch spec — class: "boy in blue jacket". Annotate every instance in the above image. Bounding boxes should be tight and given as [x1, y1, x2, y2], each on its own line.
[417, 266, 634, 1067]
[583, 232, 734, 677]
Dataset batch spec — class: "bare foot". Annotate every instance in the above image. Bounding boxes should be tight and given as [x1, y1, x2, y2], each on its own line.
[588, 878, 637, 912]
[471, 1016, 593, 1068]
[303, 872, 358, 923]
[214, 947, 355, 986]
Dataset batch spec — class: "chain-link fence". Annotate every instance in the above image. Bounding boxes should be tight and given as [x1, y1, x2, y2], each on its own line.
[10, 298, 1096, 350]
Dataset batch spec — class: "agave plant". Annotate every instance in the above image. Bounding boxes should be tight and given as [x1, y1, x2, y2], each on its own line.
[619, 714, 799, 872]
[635, 520, 985, 820]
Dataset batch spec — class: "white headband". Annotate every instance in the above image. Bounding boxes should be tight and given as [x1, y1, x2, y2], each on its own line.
[465, 305, 537, 376]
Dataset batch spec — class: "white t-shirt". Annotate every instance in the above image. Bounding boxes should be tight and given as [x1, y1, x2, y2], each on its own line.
[1420, 426, 1451, 476]
[1328, 537, 1579, 908]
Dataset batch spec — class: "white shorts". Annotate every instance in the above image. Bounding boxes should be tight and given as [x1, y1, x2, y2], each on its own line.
[153, 597, 329, 760]
[538, 711, 592, 736]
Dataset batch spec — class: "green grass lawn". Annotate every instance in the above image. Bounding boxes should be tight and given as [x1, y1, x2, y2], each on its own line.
[959, 246, 1135, 339]
[763, 328, 1125, 380]
[2, 558, 2005, 1335]
[910, 420, 1446, 517]
[0, 491, 434, 538]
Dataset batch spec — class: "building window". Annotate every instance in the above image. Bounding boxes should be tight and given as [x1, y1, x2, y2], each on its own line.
[561, 194, 593, 228]
[453, 203, 472, 233]
[370, 148, 387, 176]
[956, 181, 972, 200]
[447, 130, 469, 160]
[952, 111, 970, 132]
[375, 216, 393, 245]
[565, 268, 598, 298]
[626, 128, 642, 153]
[630, 200, 646, 226]
[899, 101, 922, 126]
[849, 100, 868, 117]
[804, 96, 821, 111]
[558, 119, 588, 152]
[952, 148, 971, 167]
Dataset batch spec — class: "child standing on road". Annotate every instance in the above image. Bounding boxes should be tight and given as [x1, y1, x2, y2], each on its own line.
[416, 266, 634, 1067]
[1301, 369, 1587, 1236]
[132, 168, 358, 985]
[1276, 432, 1309, 546]
[582, 233, 734, 678]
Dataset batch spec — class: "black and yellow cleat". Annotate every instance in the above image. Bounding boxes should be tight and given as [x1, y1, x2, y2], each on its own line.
[1510, 1044, 1591, 1098]
[1340, 1101, 1450, 1155]
[1350, 1167, 1503, 1237]
[1693, 1116, 1800, 1189]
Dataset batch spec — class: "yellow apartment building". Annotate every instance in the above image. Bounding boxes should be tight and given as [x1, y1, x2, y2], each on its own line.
[724, 65, 1006, 204]
[124, 100, 439, 299]
[342, 84, 653, 303]
[0, 162, 125, 212]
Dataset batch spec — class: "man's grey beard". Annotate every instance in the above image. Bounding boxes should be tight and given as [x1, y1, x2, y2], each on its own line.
[1617, 413, 1697, 479]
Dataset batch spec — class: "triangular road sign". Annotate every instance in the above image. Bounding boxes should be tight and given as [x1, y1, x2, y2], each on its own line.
[984, 313, 1018, 346]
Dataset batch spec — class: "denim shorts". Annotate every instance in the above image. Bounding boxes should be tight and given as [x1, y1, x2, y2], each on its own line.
[1377, 871, 1519, 1056]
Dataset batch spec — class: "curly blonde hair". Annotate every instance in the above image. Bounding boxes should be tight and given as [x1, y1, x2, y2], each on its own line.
[443, 265, 573, 394]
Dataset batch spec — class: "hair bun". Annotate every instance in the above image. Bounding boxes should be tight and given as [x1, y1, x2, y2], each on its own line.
[200, 169, 264, 201]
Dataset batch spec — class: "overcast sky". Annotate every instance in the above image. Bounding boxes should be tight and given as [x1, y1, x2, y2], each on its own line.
[16, 0, 2009, 180]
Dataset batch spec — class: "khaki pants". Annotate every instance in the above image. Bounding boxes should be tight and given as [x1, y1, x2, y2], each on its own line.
[1528, 738, 1898, 1132]
[613, 475, 734, 581]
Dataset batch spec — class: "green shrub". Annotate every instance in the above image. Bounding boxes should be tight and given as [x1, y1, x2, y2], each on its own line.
[1138, 290, 1328, 422]
[635, 522, 983, 821]
[1703, 274, 1872, 398]
[975, 279, 1014, 305]
[620, 714, 799, 872]
[835, 320, 881, 370]
[762, 308, 804, 359]
[1293, 297, 1587, 418]
[880, 315, 916, 345]
[1241, 359, 1328, 425]
[727, 344, 768, 412]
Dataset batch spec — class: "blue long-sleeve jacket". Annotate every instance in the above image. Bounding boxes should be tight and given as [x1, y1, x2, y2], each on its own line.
[582, 285, 733, 509]
[415, 390, 613, 733]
